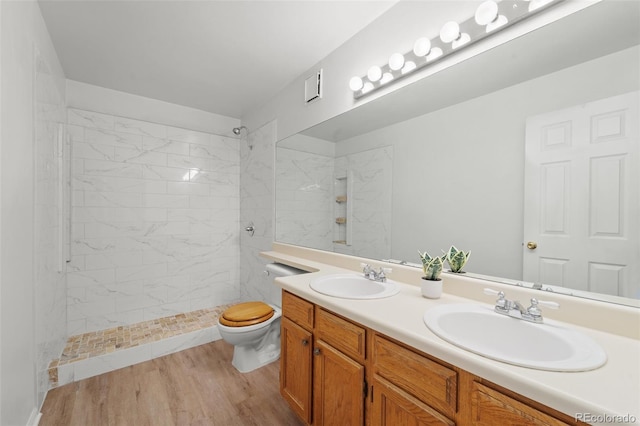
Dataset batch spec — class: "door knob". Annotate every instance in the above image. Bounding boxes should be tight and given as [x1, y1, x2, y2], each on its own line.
[526, 241, 537, 250]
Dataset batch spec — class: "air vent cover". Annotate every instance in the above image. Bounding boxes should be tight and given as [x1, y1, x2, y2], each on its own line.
[304, 69, 322, 104]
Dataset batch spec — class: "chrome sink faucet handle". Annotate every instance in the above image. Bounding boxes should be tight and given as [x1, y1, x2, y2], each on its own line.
[361, 263, 374, 279]
[483, 288, 507, 311]
[375, 267, 392, 282]
[526, 298, 560, 320]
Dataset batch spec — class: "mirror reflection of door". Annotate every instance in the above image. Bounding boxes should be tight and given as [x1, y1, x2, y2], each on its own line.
[523, 91, 639, 298]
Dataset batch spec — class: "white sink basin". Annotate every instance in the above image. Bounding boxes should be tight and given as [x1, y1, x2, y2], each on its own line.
[310, 274, 400, 299]
[423, 304, 607, 371]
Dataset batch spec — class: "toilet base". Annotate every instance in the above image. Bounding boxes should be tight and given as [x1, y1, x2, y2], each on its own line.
[231, 342, 280, 373]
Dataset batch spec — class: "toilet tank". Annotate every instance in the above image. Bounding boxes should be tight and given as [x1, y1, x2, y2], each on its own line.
[265, 263, 307, 307]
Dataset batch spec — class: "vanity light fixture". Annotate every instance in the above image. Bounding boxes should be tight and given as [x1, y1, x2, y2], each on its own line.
[350, 0, 562, 98]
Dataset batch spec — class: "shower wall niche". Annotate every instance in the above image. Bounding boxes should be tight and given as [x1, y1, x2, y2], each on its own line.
[331, 146, 393, 260]
[333, 172, 352, 246]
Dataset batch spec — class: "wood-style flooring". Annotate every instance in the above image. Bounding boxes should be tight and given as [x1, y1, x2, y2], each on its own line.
[40, 340, 304, 426]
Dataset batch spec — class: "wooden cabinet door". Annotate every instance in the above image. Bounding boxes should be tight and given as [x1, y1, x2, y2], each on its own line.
[313, 340, 365, 426]
[281, 317, 313, 424]
[472, 382, 572, 426]
[371, 375, 455, 426]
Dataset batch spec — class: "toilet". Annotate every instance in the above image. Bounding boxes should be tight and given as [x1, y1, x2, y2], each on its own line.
[218, 262, 306, 373]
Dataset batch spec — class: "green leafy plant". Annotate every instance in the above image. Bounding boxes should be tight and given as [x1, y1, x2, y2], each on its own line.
[418, 251, 446, 281]
[444, 245, 471, 273]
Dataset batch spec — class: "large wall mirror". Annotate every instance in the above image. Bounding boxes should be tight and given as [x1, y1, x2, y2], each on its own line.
[275, 1, 640, 307]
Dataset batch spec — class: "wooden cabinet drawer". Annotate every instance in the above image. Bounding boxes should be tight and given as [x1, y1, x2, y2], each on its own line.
[282, 291, 314, 331]
[471, 381, 572, 425]
[372, 334, 457, 418]
[371, 375, 455, 426]
[315, 307, 366, 363]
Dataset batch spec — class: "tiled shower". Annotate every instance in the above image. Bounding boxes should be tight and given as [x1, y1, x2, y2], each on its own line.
[66, 107, 241, 335]
[33, 77, 278, 400]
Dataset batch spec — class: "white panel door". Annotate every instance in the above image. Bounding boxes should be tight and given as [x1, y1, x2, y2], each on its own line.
[523, 91, 639, 298]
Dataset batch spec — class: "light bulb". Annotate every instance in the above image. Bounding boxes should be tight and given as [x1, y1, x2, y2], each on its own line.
[426, 47, 443, 62]
[380, 73, 393, 84]
[362, 82, 374, 94]
[349, 76, 363, 92]
[367, 66, 382, 82]
[486, 15, 508, 32]
[440, 21, 461, 43]
[475, 1, 499, 26]
[413, 37, 431, 57]
[452, 33, 471, 49]
[401, 61, 416, 74]
[388, 53, 405, 71]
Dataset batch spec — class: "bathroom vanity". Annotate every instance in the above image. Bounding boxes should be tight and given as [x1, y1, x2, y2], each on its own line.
[281, 290, 584, 426]
[263, 244, 640, 426]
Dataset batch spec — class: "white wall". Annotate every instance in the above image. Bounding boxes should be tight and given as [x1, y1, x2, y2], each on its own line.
[67, 80, 238, 137]
[1, 0, 67, 423]
[66, 83, 243, 334]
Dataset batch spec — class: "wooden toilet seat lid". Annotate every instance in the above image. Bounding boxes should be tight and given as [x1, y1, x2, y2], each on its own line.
[219, 301, 275, 327]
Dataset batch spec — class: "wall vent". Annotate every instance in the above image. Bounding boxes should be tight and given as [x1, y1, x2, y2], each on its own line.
[304, 69, 323, 104]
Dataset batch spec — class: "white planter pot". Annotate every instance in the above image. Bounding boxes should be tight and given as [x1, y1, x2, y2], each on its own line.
[421, 278, 442, 299]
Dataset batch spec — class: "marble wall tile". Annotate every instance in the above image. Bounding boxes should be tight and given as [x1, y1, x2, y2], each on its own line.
[69, 109, 241, 333]
[166, 126, 211, 145]
[84, 128, 143, 150]
[114, 117, 167, 138]
[143, 137, 190, 155]
[239, 121, 281, 304]
[68, 108, 115, 130]
[275, 147, 334, 250]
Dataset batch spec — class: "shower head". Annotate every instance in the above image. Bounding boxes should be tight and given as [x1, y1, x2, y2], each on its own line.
[232, 126, 253, 150]
[233, 126, 247, 135]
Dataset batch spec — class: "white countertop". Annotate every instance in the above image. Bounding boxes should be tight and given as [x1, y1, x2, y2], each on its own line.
[262, 249, 640, 425]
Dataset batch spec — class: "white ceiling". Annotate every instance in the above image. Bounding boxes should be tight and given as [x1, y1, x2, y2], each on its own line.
[38, 0, 396, 119]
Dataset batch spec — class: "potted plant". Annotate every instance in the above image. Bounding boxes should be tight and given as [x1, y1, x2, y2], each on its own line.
[418, 251, 446, 299]
[444, 245, 470, 273]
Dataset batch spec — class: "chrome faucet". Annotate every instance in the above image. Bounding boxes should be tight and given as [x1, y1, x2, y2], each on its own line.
[484, 288, 559, 323]
[361, 263, 392, 283]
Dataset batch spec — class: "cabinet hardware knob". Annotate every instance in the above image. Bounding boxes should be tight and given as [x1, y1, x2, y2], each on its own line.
[313, 348, 321, 356]
[301, 339, 308, 346]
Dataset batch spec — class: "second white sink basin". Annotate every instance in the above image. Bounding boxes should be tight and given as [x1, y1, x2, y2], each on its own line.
[310, 274, 400, 299]
[424, 304, 607, 371]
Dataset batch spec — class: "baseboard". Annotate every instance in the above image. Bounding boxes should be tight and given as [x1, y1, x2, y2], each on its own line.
[26, 409, 42, 426]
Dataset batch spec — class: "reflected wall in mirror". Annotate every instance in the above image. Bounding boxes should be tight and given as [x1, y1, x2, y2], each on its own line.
[275, 1, 640, 307]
